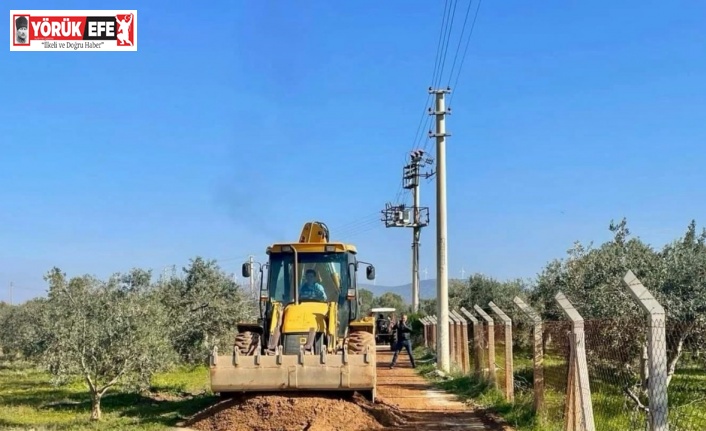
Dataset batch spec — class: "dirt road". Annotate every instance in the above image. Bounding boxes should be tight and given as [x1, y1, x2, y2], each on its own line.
[374, 347, 503, 431]
[181, 347, 505, 431]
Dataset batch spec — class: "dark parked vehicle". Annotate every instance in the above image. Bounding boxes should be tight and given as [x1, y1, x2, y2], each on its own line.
[372, 307, 396, 350]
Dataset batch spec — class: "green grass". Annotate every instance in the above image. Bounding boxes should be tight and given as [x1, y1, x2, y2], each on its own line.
[3, 351, 704, 430]
[0, 361, 218, 430]
[415, 349, 706, 431]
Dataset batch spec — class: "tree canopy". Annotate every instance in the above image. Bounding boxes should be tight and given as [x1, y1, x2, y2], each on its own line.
[0, 256, 255, 421]
[1, 219, 704, 420]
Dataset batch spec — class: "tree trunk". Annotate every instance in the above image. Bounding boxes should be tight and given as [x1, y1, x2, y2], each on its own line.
[640, 342, 649, 390]
[542, 329, 552, 352]
[666, 336, 685, 388]
[90, 392, 102, 421]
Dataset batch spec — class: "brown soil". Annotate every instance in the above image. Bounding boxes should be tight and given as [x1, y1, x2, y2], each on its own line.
[185, 392, 388, 431]
[181, 347, 505, 431]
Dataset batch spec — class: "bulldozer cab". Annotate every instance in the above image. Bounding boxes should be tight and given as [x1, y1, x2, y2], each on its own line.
[260, 246, 367, 340]
[241, 221, 376, 342]
[268, 252, 345, 305]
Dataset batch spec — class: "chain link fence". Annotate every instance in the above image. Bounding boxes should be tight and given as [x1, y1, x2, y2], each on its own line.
[663, 319, 706, 431]
[422, 302, 706, 431]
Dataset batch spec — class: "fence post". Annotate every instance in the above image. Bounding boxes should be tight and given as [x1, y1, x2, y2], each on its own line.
[449, 313, 460, 369]
[489, 301, 514, 402]
[451, 310, 470, 374]
[449, 312, 461, 369]
[555, 292, 595, 431]
[430, 315, 438, 352]
[513, 296, 545, 415]
[474, 304, 497, 387]
[453, 310, 471, 374]
[622, 270, 669, 431]
[421, 317, 430, 348]
[460, 307, 483, 377]
[425, 316, 433, 350]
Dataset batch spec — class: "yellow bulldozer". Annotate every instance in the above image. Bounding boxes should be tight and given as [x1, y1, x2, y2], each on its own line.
[209, 221, 378, 401]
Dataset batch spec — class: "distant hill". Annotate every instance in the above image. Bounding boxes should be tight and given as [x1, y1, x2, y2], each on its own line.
[359, 278, 440, 303]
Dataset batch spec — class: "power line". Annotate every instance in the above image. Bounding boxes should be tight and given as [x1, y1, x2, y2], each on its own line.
[434, 0, 459, 89]
[423, 1, 459, 155]
[391, 1, 457, 207]
[448, 0, 484, 105]
[424, 0, 484, 156]
[337, 219, 382, 239]
[430, 0, 452, 89]
[446, 0, 478, 86]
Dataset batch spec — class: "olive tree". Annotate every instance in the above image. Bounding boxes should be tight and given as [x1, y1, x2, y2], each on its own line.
[0, 301, 12, 358]
[0, 298, 51, 361]
[371, 292, 408, 313]
[530, 219, 706, 410]
[43, 267, 174, 420]
[358, 288, 374, 316]
[418, 279, 471, 316]
[657, 220, 706, 385]
[159, 257, 256, 364]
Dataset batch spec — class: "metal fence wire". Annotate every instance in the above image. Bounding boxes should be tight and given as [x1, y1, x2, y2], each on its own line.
[421, 313, 706, 431]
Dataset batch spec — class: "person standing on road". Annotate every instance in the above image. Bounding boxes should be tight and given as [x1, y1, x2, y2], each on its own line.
[389, 314, 416, 369]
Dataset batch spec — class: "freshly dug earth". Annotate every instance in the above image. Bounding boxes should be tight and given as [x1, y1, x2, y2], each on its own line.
[185, 392, 404, 431]
[182, 348, 502, 431]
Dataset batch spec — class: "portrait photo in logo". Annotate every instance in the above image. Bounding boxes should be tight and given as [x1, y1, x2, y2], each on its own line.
[14, 15, 29, 44]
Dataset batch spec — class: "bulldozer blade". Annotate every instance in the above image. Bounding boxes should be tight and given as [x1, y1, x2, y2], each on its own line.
[210, 347, 376, 398]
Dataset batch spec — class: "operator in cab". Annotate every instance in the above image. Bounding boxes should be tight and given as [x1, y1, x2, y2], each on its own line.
[300, 269, 327, 301]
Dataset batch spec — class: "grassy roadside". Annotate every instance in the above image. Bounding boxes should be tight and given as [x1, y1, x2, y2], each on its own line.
[0, 360, 217, 430]
[412, 347, 540, 431]
[413, 348, 706, 431]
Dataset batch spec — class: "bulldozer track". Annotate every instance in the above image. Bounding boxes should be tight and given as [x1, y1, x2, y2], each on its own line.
[347, 330, 375, 354]
[233, 331, 259, 355]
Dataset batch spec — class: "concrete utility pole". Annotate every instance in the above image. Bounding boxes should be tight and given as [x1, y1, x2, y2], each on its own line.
[381, 150, 433, 313]
[412, 169, 422, 312]
[429, 86, 451, 372]
[406, 150, 433, 313]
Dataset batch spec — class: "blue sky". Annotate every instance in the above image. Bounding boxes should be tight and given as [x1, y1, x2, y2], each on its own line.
[2, 0, 706, 304]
